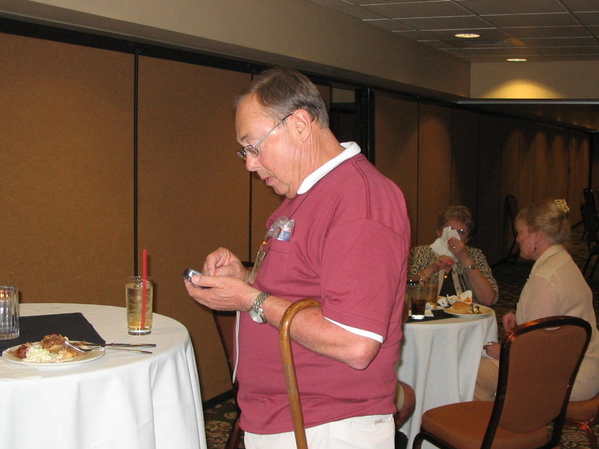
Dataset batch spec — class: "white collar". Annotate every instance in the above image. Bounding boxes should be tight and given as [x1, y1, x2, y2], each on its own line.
[532, 244, 564, 271]
[296, 142, 361, 195]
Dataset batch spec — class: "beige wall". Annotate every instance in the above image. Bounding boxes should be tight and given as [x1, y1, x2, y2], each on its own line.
[0, 0, 470, 98]
[471, 61, 599, 99]
[3, 1, 599, 103]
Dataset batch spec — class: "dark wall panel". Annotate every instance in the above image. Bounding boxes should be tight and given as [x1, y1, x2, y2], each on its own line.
[0, 33, 134, 304]
[477, 115, 502, 264]
[374, 92, 419, 245]
[372, 99, 591, 265]
[547, 129, 568, 201]
[137, 56, 250, 399]
[451, 109, 479, 215]
[500, 119, 524, 261]
[418, 104, 453, 245]
[569, 131, 590, 225]
[533, 129, 549, 200]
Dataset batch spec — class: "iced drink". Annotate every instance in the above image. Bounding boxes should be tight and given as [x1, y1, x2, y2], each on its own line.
[126, 276, 153, 335]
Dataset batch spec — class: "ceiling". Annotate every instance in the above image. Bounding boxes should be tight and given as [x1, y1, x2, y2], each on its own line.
[307, 0, 599, 131]
[306, 0, 599, 63]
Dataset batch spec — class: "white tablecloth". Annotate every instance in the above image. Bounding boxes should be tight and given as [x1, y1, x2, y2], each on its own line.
[0, 303, 207, 449]
[398, 313, 498, 448]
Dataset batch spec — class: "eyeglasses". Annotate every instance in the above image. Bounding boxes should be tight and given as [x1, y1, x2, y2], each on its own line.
[237, 114, 292, 160]
[450, 226, 469, 237]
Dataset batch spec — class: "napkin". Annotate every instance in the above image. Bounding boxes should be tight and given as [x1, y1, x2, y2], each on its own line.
[407, 309, 451, 322]
[437, 290, 473, 307]
[0, 313, 105, 354]
[430, 226, 461, 259]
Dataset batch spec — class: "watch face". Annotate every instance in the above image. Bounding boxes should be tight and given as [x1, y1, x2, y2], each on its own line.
[250, 308, 265, 324]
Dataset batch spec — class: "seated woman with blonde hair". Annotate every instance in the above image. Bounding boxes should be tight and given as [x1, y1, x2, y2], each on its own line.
[475, 198, 599, 402]
[408, 205, 498, 306]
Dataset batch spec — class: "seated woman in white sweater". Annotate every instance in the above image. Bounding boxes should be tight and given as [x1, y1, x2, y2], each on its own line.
[475, 198, 599, 402]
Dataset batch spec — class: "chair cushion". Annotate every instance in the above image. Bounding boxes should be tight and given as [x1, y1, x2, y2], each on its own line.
[422, 401, 550, 449]
[566, 392, 599, 421]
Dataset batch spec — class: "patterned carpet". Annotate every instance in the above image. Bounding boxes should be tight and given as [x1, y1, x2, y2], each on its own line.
[203, 225, 599, 449]
[204, 397, 243, 449]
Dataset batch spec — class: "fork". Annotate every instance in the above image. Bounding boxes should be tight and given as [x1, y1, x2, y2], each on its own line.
[64, 340, 153, 354]
[81, 341, 156, 348]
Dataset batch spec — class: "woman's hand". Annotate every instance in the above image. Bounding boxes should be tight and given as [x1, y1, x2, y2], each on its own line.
[483, 342, 501, 360]
[417, 255, 454, 280]
[447, 237, 469, 262]
[447, 237, 497, 306]
[432, 255, 455, 272]
[502, 310, 518, 333]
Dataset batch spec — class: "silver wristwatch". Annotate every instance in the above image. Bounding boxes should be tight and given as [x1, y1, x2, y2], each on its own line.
[249, 292, 271, 324]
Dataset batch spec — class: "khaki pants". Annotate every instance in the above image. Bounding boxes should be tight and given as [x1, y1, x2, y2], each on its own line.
[474, 357, 500, 402]
[244, 414, 395, 449]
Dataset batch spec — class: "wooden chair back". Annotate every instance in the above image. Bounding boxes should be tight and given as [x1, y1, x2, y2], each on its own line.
[482, 315, 591, 447]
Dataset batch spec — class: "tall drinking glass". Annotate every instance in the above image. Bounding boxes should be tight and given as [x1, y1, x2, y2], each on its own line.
[126, 276, 153, 335]
[406, 277, 426, 320]
[0, 285, 19, 340]
[424, 276, 438, 308]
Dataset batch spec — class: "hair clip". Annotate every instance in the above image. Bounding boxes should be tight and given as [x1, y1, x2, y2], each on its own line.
[554, 199, 570, 214]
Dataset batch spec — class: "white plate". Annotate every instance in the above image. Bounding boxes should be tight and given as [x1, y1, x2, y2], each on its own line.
[2, 342, 106, 366]
[443, 304, 493, 319]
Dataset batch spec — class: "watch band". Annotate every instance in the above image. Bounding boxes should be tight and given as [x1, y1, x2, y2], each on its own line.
[467, 263, 477, 271]
[250, 291, 271, 324]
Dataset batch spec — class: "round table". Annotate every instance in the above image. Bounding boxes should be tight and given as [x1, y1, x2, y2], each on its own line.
[398, 312, 498, 448]
[0, 303, 207, 449]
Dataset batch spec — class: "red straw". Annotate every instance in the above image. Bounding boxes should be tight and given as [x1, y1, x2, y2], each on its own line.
[141, 249, 147, 328]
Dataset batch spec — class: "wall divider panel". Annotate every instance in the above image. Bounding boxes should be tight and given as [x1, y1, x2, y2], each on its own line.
[499, 119, 524, 257]
[0, 33, 134, 305]
[518, 122, 537, 208]
[477, 114, 503, 264]
[533, 127, 550, 200]
[568, 131, 590, 225]
[373, 91, 419, 246]
[417, 104, 453, 245]
[545, 127, 569, 201]
[451, 109, 480, 216]
[137, 56, 251, 399]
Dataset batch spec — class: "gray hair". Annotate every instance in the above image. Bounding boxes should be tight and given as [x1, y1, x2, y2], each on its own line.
[436, 205, 475, 236]
[235, 67, 329, 128]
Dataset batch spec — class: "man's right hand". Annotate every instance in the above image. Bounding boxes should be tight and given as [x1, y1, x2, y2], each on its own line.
[203, 247, 247, 281]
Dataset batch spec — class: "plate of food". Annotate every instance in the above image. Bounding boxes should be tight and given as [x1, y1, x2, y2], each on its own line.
[443, 302, 493, 318]
[2, 334, 105, 366]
